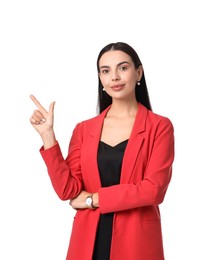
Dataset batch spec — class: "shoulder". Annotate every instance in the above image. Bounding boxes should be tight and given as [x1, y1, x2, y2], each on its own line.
[139, 103, 173, 125]
[73, 108, 108, 136]
[138, 103, 174, 133]
[148, 110, 173, 126]
[148, 112, 174, 140]
[73, 115, 98, 133]
[78, 112, 104, 127]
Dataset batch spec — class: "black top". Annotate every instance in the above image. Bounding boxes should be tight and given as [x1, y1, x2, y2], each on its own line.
[92, 140, 128, 260]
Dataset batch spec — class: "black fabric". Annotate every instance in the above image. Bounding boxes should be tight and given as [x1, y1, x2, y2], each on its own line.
[92, 140, 128, 260]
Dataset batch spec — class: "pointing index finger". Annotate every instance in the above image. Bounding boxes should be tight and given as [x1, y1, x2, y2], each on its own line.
[30, 94, 47, 113]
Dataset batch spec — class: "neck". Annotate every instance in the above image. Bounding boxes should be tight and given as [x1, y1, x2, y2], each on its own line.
[107, 99, 139, 118]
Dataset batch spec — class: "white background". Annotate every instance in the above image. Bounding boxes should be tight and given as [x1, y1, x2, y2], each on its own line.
[1, 0, 222, 259]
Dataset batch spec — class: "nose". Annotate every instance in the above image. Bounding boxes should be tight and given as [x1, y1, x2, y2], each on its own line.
[111, 70, 120, 81]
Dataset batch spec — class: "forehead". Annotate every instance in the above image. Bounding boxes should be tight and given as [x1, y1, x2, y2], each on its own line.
[99, 50, 133, 67]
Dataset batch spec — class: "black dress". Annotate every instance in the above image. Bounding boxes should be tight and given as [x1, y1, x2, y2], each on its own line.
[92, 140, 128, 260]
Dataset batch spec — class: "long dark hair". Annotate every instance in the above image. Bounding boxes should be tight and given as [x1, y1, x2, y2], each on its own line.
[96, 42, 152, 113]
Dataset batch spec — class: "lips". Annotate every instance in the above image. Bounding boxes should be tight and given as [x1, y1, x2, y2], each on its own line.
[111, 84, 124, 91]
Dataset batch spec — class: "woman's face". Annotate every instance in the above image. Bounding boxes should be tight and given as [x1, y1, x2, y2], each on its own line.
[98, 50, 142, 101]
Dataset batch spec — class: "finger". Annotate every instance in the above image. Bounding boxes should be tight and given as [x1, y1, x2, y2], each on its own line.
[33, 110, 44, 119]
[31, 113, 44, 124]
[49, 101, 56, 115]
[30, 95, 47, 114]
[31, 109, 46, 122]
[69, 200, 74, 208]
[33, 112, 46, 123]
[30, 117, 38, 125]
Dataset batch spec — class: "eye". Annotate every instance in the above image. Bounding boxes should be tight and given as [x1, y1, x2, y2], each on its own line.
[100, 69, 109, 74]
[119, 66, 128, 71]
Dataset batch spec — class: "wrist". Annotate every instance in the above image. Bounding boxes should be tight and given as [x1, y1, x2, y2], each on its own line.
[85, 194, 96, 209]
[41, 131, 56, 149]
[92, 193, 99, 208]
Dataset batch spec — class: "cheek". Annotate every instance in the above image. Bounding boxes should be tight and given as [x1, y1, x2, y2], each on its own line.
[127, 75, 137, 86]
[100, 77, 109, 87]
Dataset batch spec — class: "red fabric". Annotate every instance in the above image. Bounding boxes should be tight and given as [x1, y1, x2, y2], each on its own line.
[40, 103, 174, 260]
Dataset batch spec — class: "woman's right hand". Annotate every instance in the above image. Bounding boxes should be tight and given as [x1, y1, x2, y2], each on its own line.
[30, 95, 56, 148]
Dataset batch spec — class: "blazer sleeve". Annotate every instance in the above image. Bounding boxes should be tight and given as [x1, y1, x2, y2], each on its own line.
[40, 123, 83, 200]
[98, 117, 175, 214]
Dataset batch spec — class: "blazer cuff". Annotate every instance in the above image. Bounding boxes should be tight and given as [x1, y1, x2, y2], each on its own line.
[40, 142, 63, 167]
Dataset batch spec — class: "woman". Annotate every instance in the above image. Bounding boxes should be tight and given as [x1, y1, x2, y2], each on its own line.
[30, 42, 174, 260]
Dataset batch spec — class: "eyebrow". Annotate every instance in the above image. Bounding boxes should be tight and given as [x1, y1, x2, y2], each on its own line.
[99, 61, 130, 70]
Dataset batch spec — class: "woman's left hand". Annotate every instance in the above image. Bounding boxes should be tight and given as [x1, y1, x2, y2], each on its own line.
[69, 191, 91, 209]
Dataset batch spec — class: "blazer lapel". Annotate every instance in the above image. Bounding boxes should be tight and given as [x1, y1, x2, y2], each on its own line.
[84, 104, 147, 187]
[85, 107, 111, 189]
[120, 103, 147, 183]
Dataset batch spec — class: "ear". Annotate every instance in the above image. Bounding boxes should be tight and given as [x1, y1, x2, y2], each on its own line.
[137, 65, 143, 81]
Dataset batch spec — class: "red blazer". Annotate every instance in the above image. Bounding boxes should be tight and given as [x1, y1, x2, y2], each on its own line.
[41, 103, 174, 260]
